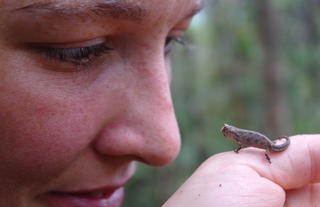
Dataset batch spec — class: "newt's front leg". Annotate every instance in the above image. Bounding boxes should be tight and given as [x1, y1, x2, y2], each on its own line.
[234, 143, 243, 153]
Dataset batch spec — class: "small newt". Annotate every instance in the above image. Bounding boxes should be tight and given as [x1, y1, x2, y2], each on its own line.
[221, 124, 290, 163]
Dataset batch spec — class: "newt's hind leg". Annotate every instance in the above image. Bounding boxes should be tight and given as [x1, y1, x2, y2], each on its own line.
[265, 151, 271, 164]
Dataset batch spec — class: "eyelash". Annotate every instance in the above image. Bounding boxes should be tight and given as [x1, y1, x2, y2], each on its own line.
[39, 43, 112, 66]
[39, 37, 187, 66]
[165, 37, 187, 55]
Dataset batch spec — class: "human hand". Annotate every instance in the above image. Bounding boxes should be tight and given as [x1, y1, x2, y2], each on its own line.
[163, 135, 320, 207]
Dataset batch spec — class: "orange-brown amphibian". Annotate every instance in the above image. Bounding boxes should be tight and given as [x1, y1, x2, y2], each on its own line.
[221, 124, 290, 163]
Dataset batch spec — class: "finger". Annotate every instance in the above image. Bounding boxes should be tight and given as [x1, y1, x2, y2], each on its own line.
[163, 163, 286, 207]
[215, 134, 320, 190]
[284, 183, 320, 206]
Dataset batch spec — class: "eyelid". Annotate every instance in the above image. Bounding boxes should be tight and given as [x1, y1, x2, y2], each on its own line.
[169, 29, 185, 37]
[34, 37, 108, 49]
[174, 16, 194, 31]
[36, 42, 112, 68]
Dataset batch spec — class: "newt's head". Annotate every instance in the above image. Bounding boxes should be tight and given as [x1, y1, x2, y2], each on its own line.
[220, 124, 238, 140]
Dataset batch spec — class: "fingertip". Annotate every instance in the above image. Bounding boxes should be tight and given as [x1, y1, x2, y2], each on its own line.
[254, 134, 320, 189]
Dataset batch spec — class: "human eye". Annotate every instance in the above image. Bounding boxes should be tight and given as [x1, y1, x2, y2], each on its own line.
[38, 43, 113, 67]
[164, 37, 188, 56]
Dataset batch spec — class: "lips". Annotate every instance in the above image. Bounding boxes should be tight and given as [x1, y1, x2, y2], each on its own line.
[43, 187, 124, 207]
[52, 188, 118, 200]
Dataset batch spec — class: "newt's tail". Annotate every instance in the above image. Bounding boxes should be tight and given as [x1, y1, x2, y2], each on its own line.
[270, 136, 290, 152]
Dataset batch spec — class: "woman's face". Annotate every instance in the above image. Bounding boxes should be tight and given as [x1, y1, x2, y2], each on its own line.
[0, 0, 201, 206]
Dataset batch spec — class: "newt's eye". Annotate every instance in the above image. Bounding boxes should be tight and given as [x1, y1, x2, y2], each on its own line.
[38, 43, 113, 66]
[165, 37, 188, 55]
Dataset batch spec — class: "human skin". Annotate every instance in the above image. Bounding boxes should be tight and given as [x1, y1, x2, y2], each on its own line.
[0, 0, 201, 206]
[164, 135, 320, 207]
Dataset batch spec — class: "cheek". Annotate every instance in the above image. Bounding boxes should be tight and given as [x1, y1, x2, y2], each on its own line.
[0, 99, 82, 182]
[0, 80, 109, 185]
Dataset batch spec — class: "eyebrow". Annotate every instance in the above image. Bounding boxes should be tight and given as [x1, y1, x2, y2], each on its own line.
[14, 0, 148, 22]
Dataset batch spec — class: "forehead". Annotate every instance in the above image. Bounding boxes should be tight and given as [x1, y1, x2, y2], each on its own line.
[1, 0, 202, 22]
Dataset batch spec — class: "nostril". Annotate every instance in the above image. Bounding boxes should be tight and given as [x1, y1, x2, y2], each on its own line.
[142, 137, 181, 167]
[94, 135, 180, 167]
[93, 121, 181, 167]
[145, 151, 179, 167]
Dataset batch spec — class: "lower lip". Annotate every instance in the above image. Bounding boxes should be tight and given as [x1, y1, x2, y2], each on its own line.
[43, 187, 124, 207]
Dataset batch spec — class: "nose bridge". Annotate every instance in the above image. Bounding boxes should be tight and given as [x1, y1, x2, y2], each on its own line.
[94, 52, 180, 166]
[134, 59, 172, 114]
[125, 39, 176, 121]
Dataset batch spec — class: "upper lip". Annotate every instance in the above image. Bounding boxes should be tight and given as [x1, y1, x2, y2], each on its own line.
[53, 185, 122, 195]
[51, 178, 130, 195]
[51, 186, 122, 195]
[44, 161, 136, 197]
[49, 172, 133, 196]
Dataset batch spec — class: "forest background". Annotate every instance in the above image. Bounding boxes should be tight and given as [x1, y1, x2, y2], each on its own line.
[124, 0, 320, 206]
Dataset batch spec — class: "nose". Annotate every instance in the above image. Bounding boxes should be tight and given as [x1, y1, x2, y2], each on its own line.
[94, 52, 181, 166]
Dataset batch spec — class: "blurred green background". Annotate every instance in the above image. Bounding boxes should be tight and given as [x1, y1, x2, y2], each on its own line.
[124, 0, 320, 206]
